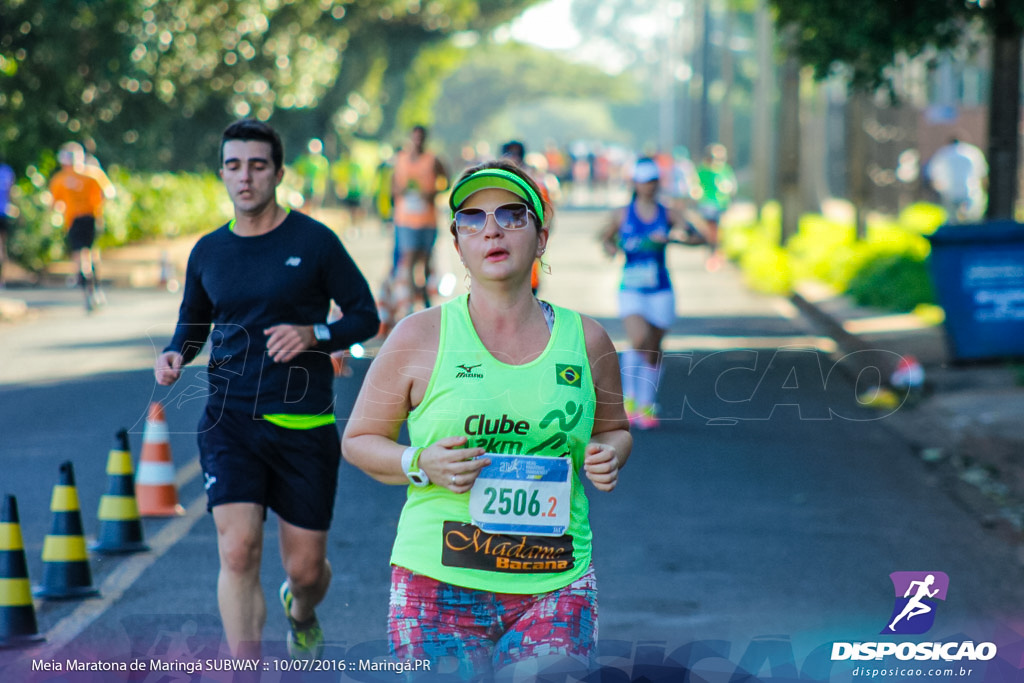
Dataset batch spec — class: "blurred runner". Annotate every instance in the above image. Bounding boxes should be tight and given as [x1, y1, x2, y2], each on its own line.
[925, 136, 988, 224]
[668, 146, 700, 211]
[695, 143, 737, 272]
[332, 149, 366, 231]
[49, 142, 114, 311]
[294, 138, 330, 212]
[601, 157, 705, 429]
[389, 125, 448, 320]
[500, 139, 553, 294]
[0, 159, 13, 288]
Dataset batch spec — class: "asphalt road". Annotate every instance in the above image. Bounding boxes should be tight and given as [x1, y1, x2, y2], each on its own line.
[1, 210, 1022, 682]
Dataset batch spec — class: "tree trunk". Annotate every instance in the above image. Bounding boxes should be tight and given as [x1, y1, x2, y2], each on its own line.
[800, 79, 826, 215]
[985, 14, 1022, 221]
[777, 26, 801, 245]
[847, 91, 869, 240]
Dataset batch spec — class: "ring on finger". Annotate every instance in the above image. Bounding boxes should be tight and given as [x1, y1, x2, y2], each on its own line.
[451, 473, 458, 485]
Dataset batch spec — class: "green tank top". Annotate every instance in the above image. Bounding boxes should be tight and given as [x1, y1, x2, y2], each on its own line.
[391, 294, 597, 594]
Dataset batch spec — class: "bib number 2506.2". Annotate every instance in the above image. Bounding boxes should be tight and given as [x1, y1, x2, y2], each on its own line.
[470, 454, 571, 537]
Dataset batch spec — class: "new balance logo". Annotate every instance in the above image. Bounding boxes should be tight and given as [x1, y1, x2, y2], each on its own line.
[285, 257, 302, 267]
[456, 363, 484, 379]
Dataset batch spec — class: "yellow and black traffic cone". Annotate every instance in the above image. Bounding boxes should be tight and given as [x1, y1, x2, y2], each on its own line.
[91, 429, 149, 555]
[33, 461, 99, 599]
[0, 495, 44, 647]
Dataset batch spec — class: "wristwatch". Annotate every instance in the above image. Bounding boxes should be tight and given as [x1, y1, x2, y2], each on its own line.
[313, 324, 331, 344]
[401, 446, 429, 487]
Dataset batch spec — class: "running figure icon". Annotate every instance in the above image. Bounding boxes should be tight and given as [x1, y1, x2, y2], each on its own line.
[888, 574, 939, 632]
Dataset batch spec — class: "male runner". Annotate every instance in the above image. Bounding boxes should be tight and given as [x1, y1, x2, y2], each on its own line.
[696, 143, 737, 271]
[49, 142, 112, 310]
[154, 119, 379, 660]
[390, 125, 447, 315]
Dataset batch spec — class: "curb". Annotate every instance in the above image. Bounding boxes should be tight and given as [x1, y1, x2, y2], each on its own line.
[791, 282, 1024, 541]
[789, 288, 874, 358]
[790, 286, 914, 392]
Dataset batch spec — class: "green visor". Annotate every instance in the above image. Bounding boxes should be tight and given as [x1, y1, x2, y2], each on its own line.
[448, 168, 544, 224]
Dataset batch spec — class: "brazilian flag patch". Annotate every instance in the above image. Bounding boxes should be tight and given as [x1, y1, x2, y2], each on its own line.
[556, 364, 583, 388]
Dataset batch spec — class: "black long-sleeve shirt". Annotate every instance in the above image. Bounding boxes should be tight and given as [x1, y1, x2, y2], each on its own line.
[165, 210, 379, 416]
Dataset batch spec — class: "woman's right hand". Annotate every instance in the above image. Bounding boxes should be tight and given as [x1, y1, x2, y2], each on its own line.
[419, 436, 489, 494]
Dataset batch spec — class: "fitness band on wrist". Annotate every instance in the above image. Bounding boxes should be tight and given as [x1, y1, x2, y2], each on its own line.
[401, 446, 429, 487]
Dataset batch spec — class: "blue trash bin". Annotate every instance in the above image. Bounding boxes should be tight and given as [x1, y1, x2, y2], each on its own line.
[926, 220, 1024, 361]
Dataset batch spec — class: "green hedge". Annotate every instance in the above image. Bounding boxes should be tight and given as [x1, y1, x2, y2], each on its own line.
[101, 169, 234, 247]
[7, 169, 232, 273]
[722, 202, 945, 312]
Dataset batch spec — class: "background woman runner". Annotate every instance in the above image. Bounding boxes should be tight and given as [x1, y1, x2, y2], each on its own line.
[600, 157, 705, 430]
[342, 160, 632, 679]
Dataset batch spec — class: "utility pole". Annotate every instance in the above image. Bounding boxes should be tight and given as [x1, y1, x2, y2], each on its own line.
[660, 0, 679, 154]
[752, 0, 775, 213]
[690, 0, 710, 156]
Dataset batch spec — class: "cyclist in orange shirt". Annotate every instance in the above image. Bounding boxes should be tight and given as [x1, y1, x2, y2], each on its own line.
[49, 142, 113, 310]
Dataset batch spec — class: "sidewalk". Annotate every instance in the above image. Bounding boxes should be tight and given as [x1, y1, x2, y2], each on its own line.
[793, 281, 1024, 541]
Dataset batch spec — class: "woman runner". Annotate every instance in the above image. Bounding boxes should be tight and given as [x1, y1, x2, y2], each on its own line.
[342, 159, 632, 679]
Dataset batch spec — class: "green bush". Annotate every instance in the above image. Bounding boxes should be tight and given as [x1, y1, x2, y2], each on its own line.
[722, 201, 945, 313]
[6, 175, 63, 272]
[100, 169, 232, 248]
[846, 253, 936, 311]
[7, 169, 231, 272]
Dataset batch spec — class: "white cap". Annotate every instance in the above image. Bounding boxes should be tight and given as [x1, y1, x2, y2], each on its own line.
[632, 159, 660, 184]
[57, 142, 83, 166]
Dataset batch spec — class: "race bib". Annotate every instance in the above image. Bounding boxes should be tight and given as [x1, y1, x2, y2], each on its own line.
[469, 454, 571, 537]
[622, 261, 659, 289]
[402, 190, 428, 213]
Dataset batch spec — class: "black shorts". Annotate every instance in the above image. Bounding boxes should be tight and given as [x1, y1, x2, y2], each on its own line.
[0, 214, 10, 237]
[197, 406, 341, 531]
[66, 216, 97, 251]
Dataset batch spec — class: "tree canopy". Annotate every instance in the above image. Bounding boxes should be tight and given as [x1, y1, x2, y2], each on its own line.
[430, 40, 637, 153]
[771, 0, 1024, 219]
[771, 0, 1024, 90]
[0, 0, 542, 174]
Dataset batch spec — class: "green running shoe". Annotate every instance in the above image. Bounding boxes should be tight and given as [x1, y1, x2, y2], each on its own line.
[279, 581, 324, 660]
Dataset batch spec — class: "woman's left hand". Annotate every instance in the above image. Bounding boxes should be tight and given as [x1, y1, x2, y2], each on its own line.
[583, 443, 619, 492]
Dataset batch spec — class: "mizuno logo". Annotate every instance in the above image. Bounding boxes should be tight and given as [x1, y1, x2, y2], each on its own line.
[285, 257, 301, 266]
[456, 363, 484, 379]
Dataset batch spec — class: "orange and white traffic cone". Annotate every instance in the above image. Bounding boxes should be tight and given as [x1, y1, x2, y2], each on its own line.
[34, 462, 100, 599]
[0, 495, 45, 646]
[135, 402, 184, 517]
[92, 429, 149, 554]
